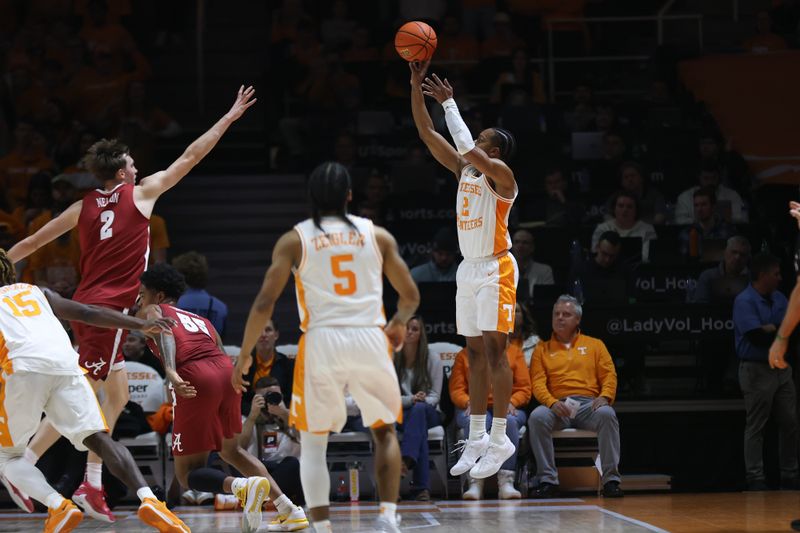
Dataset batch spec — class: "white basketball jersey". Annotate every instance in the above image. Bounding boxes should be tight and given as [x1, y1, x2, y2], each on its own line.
[0, 283, 83, 375]
[456, 164, 517, 259]
[293, 215, 385, 331]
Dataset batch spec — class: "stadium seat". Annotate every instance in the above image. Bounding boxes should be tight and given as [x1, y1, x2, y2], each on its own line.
[552, 428, 601, 493]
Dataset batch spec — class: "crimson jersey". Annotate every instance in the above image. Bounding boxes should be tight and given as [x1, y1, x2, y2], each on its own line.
[147, 304, 224, 370]
[72, 183, 150, 307]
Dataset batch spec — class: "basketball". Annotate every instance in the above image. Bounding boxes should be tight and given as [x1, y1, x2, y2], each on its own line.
[395, 21, 437, 62]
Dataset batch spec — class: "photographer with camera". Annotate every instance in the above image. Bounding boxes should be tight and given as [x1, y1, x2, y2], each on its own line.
[240, 377, 303, 504]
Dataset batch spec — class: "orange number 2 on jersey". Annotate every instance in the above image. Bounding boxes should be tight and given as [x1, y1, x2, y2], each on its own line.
[3, 290, 42, 317]
[331, 254, 357, 295]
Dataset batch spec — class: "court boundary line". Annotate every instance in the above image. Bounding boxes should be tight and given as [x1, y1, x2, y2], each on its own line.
[597, 507, 671, 533]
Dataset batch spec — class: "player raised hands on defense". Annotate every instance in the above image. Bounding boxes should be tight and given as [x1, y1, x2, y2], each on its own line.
[226, 85, 257, 121]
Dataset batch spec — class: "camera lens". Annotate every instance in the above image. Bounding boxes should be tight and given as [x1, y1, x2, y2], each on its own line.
[265, 391, 283, 405]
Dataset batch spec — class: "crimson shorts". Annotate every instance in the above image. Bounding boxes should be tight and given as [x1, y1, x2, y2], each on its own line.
[72, 304, 129, 381]
[170, 356, 242, 456]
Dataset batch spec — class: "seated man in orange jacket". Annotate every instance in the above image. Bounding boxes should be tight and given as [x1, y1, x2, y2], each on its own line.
[449, 341, 531, 500]
[528, 294, 623, 499]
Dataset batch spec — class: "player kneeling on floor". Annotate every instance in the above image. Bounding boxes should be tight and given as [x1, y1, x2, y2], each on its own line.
[137, 264, 308, 532]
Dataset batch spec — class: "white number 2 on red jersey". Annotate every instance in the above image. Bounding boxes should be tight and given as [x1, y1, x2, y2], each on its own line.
[100, 210, 114, 240]
[176, 311, 211, 337]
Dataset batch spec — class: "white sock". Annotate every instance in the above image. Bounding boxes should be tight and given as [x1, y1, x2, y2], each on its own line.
[380, 501, 397, 524]
[490, 416, 507, 445]
[136, 487, 156, 502]
[313, 519, 333, 532]
[469, 414, 487, 440]
[23, 448, 39, 465]
[274, 493, 293, 516]
[85, 463, 102, 489]
[4, 458, 62, 507]
[230, 477, 247, 495]
[45, 492, 65, 510]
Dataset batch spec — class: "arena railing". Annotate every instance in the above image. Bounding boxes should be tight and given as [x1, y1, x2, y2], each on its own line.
[545, 13, 703, 101]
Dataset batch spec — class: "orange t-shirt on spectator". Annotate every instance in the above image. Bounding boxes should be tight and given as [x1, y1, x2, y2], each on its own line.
[449, 345, 532, 410]
[80, 22, 138, 68]
[481, 34, 527, 59]
[66, 51, 152, 128]
[438, 34, 480, 62]
[0, 151, 55, 209]
[743, 33, 788, 52]
[149, 214, 170, 264]
[74, 0, 131, 25]
[0, 209, 26, 242]
[24, 210, 81, 284]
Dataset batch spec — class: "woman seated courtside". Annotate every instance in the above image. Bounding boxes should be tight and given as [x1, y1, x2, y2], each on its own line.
[394, 316, 443, 501]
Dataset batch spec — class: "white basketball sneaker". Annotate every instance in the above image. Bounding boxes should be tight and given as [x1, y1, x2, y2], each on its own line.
[469, 434, 516, 479]
[450, 433, 490, 476]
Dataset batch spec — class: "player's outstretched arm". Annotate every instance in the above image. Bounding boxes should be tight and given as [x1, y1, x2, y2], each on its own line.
[7, 201, 82, 263]
[770, 274, 800, 369]
[234, 230, 300, 392]
[769, 201, 800, 369]
[375, 226, 420, 350]
[43, 288, 175, 333]
[135, 85, 257, 210]
[410, 60, 465, 177]
[422, 73, 516, 197]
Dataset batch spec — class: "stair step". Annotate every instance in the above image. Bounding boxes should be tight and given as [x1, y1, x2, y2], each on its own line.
[163, 203, 304, 216]
[620, 474, 672, 491]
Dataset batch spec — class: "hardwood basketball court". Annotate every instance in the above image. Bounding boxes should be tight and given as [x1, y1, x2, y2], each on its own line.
[1, 492, 798, 532]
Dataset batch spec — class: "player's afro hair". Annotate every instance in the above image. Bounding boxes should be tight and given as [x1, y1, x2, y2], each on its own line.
[0, 249, 15, 287]
[140, 263, 187, 300]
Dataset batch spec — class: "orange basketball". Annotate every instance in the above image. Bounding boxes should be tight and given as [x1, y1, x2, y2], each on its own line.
[395, 21, 437, 62]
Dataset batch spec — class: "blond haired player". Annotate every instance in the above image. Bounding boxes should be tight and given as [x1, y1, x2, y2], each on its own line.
[0, 250, 190, 533]
[410, 60, 520, 479]
[233, 162, 420, 533]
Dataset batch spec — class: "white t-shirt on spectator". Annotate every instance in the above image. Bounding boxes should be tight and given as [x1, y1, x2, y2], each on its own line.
[243, 417, 301, 463]
[674, 185, 747, 225]
[591, 219, 658, 262]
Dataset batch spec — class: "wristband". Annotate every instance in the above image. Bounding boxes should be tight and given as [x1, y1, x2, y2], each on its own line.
[776, 332, 789, 342]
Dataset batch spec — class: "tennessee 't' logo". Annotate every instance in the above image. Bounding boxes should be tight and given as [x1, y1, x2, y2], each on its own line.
[172, 433, 184, 452]
[577, 347, 588, 355]
[84, 359, 107, 376]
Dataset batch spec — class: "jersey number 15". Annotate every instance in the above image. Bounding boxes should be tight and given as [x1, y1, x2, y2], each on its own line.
[3, 290, 41, 317]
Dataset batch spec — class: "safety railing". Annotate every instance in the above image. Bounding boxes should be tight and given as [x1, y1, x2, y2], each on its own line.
[546, 13, 703, 101]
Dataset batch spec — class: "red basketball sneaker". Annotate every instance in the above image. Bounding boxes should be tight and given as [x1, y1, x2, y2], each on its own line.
[0, 474, 34, 513]
[72, 480, 115, 523]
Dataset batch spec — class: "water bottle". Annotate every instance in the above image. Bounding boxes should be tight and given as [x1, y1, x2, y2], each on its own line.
[572, 278, 585, 305]
[336, 475, 348, 502]
[570, 240, 583, 270]
[684, 277, 694, 302]
[349, 462, 360, 502]
[688, 227, 699, 259]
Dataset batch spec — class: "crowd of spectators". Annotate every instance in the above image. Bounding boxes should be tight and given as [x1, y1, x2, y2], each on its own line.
[262, 1, 800, 401]
[7, 0, 800, 504]
[0, 0, 180, 294]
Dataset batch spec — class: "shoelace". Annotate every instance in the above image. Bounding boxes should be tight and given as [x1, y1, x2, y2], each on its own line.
[451, 439, 469, 454]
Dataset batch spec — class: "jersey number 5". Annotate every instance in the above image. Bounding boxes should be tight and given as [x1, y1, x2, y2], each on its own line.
[100, 210, 115, 241]
[331, 254, 357, 296]
[3, 290, 42, 317]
